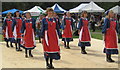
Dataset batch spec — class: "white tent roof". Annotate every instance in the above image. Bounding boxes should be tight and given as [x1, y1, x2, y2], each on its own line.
[80, 1, 105, 12]
[110, 5, 120, 14]
[69, 3, 88, 13]
[51, 3, 66, 12]
[24, 6, 45, 16]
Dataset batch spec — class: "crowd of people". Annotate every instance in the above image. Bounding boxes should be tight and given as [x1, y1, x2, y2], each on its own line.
[2, 7, 120, 69]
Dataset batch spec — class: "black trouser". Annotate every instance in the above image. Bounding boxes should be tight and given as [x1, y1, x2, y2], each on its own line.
[6, 41, 13, 47]
[81, 46, 85, 51]
[106, 54, 111, 59]
[25, 49, 32, 55]
[15, 39, 21, 50]
[39, 36, 41, 43]
[45, 57, 53, 66]
[91, 22, 96, 32]
[64, 41, 69, 47]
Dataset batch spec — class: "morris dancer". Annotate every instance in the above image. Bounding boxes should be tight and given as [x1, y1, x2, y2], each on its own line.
[62, 12, 74, 49]
[12, 11, 23, 51]
[77, 11, 91, 54]
[53, 12, 61, 29]
[2, 13, 15, 48]
[41, 8, 61, 69]
[36, 14, 45, 43]
[21, 12, 36, 58]
[102, 10, 119, 62]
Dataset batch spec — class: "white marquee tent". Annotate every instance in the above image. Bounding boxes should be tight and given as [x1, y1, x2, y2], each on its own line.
[80, 1, 105, 12]
[109, 5, 120, 14]
[69, 3, 88, 13]
[24, 6, 45, 16]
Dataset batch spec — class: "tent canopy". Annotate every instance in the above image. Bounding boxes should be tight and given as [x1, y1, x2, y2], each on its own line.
[69, 3, 88, 13]
[2, 9, 23, 14]
[80, 1, 105, 12]
[51, 3, 66, 13]
[24, 6, 45, 16]
[110, 5, 120, 14]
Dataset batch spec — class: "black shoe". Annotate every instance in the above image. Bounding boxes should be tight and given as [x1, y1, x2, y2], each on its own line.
[6, 44, 9, 48]
[46, 64, 51, 69]
[29, 54, 33, 57]
[66, 46, 70, 49]
[18, 48, 22, 51]
[11, 45, 14, 48]
[81, 50, 87, 54]
[25, 54, 28, 58]
[107, 58, 115, 62]
[39, 41, 41, 43]
[19, 49, 22, 51]
[50, 65, 55, 69]
[17, 49, 22, 51]
[64, 43, 66, 48]
[106, 54, 115, 63]
[16, 49, 19, 51]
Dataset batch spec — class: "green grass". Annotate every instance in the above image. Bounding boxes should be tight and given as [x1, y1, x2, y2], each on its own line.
[73, 32, 103, 40]
[118, 35, 120, 39]
[90, 29, 102, 32]
[0, 34, 3, 42]
[90, 29, 103, 40]
[73, 36, 79, 38]
[91, 33, 103, 40]
[35, 29, 103, 40]
[35, 37, 39, 40]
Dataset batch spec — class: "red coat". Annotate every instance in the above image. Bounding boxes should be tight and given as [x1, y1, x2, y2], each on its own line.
[21, 19, 36, 49]
[62, 19, 73, 38]
[42, 18, 60, 53]
[5, 19, 14, 38]
[79, 19, 91, 42]
[15, 18, 22, 39]
[104, 21, 118, 49]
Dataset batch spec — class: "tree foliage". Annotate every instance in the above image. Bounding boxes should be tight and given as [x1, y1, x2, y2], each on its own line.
[2, 2, 120, 11]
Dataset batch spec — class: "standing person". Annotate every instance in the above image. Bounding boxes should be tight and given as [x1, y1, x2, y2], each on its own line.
[53, 12, 61, 29]
[62, 12, 74, 49]
[90, 14, 96, 32]
[62, 12, 66, 20]
[102, 10, 119, 62]
[12, 11, 23, 51]
[21, 12, 36, 58]
[41, 8, 61, 69]
[61, 12, 66, 30]
[36, 14, 45, 43]
[21, 13, 25, 20]
[77, 11, 91, 54]
[2, 12, 15, 48]
[118, 18, 120, 43]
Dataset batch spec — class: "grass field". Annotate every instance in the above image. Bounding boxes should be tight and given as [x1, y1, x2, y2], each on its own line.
[72, 29, 103, 39]
[90, 29, 102, 32]
[90, 30, 120, 43]
[0, 34, 3, 42]
[90, 29, 120, 40]
[90, 29, 103, 40]
[91, 32, 103, 40]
